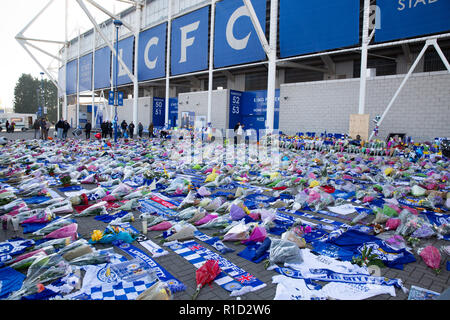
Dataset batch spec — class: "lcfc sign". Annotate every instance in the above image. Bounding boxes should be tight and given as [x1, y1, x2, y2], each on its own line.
[171, 6, 209, 76]
[214, 0, 267, 68]
[138, 22, 167, 81]
[376, 0, 450, 42]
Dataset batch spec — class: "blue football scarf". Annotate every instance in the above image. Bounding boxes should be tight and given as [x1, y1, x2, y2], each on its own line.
[421, 211, 450, 241]
[69, 278, 157, 300]
[167, 240, 266, 295]
[138, 199, 178, 219]
[58, 185, 82, 192]
[327, 229, 416, 270]
[0, 266, 27, 299]
[23, 196, 52, 205]
[94, 210, 129, 223]
[280, 208, 350, 231]
[113, 241, 186, 293]
[237, 238, 271, 264]
[193, 230, 234, 254]
[272, 266, 407, 293]
[311, 241, 356, 261]
[0, 238, 35, 267]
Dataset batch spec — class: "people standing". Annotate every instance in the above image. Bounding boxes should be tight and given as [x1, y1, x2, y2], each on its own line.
[5, 120, 9, 133]
[63, 120, 70, 140]
[40, 118, 46, 140]
[138, 122, 143, 138]
[107, 121, 113, 138]
[44, 119, 50, 140]
[121, 120, 128, 138]
[33, 119, 40, 139]
[10, 121, 15, 133]
[128, 122, 135, 139]
[148, 122, 154, 138]
[101, 121, 107, 138]
[84, 121, 92, 140]
[55, 119, 64, 140]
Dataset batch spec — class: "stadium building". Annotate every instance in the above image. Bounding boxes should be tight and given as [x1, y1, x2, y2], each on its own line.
[23, 0, 450, 141]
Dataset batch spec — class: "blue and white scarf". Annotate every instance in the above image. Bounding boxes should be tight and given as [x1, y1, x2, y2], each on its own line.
[167, 240, 266, 295]
[193, 230, 234, 254]
[113, 241, 186, 293]
[138, 199, 178, 219]
[273, 266, 407, 293]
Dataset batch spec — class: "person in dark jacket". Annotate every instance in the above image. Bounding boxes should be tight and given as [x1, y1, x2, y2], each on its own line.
[63, 120, 70, 140]
[55, 119, 64, 139]
[33, 119, 40, 139]
[121, 120, 128, 138]
[40, 118, 46, 140]
[107, 121, 113, 138]
[138, 122, 143, 138]
[84, 121, 92, 139]
[148, 122, 154, 138]
[128, 122, 135, 139]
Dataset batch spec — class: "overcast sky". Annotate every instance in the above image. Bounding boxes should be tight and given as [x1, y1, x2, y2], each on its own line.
[0, 0, 131, 111]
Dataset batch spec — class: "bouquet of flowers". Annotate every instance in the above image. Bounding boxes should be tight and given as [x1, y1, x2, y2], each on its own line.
[48, 200, 74, 215]
[0, 191, 17, 206]
[76, 201, 108, 217]
[32, 217, 75, 237]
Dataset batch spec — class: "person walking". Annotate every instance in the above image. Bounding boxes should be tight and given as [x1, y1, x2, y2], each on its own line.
[138, 122, 143, 138]
[84, 121, 92, 140]
[33, 119, 40, 139]
[128, 122, 135, 139]
[63, 120, 70, 140]
[148, 122, 154, 138]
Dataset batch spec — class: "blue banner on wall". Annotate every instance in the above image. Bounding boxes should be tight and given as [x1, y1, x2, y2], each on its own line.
[138, 23, 167, 81]
[375, 0, 450, 43]
[171, 6, 209, 76]
[94, 46, 111, 90]
[113, 36, 134, 86]
[229, 90, 280, 130]
[279, 0, 360, 58]
[152, 97, 165, 127]
[66, 59, 78, 95]
[214, 0, 267, 68]
[229, 90, 242, 129]
[169, 98, 178, 127]
[79, 53, 92, 92]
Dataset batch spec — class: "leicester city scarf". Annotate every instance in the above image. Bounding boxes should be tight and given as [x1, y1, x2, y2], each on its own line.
[327, 229, 416, 270]
[421, 211, 450, 241]
[167, 240, 266, 295]
[273, 266, 407, 293]
[193, 230, 234, 254]
[113, 241, 186, 293]
[138, 199, 178, 219]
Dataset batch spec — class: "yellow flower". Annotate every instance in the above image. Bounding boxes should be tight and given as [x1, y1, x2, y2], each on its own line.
[91, 230, 103, 242]
[309, 180, 320, 188]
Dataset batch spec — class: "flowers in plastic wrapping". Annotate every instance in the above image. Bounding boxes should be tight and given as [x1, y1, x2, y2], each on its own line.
[222, 221, 250, 242]
[192, 260, 221, 300]
[76, 201, 108, 217]
[6, 253, 72, 300]
[68, 248, 114, 266]
[419, 245, 441, 273]
[20, 209, 54, 225]
[44, 223, 78, 241]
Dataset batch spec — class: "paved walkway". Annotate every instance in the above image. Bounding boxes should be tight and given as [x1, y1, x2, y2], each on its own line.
[0, 131, 448, 301]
